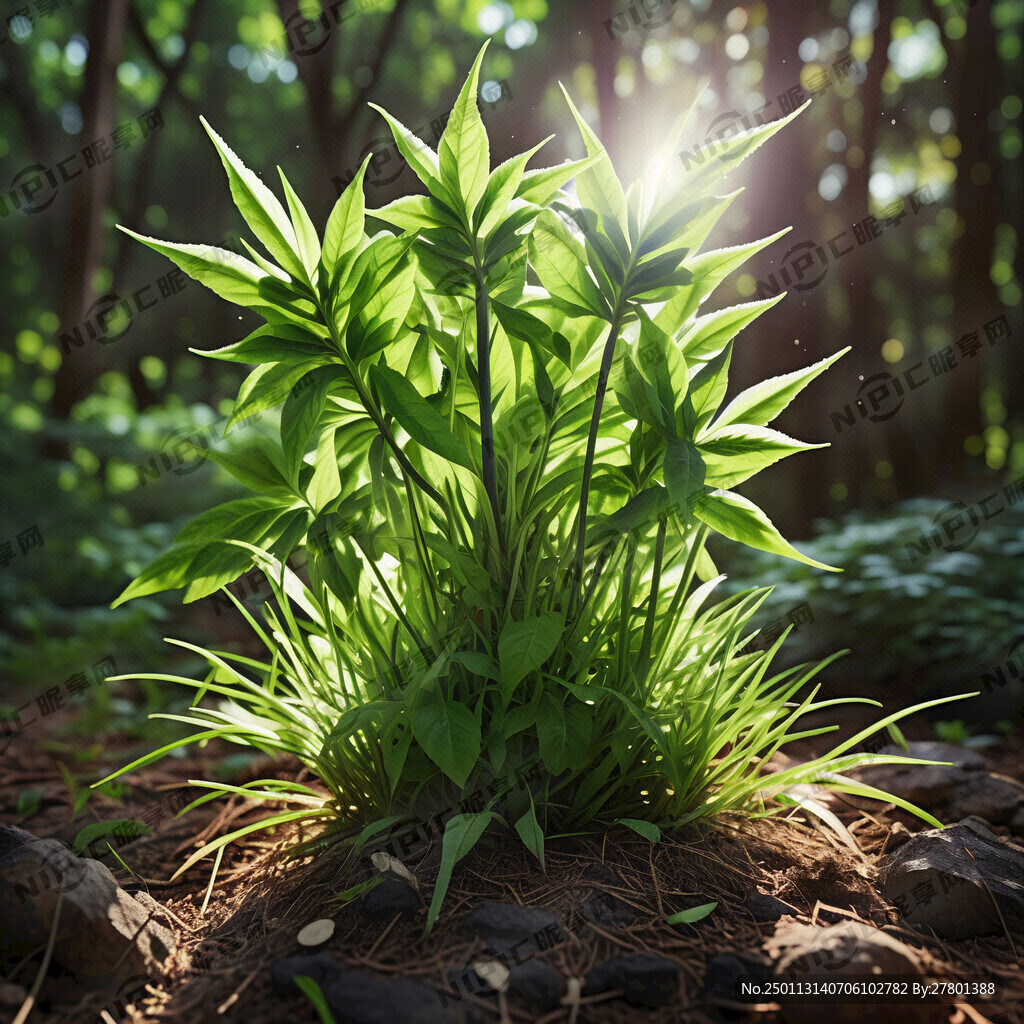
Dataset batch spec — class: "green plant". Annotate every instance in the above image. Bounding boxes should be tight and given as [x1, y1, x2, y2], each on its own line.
[98, 45, 969, 929]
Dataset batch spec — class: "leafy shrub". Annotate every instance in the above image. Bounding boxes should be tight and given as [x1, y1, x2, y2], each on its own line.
[100, 45, 961, 928]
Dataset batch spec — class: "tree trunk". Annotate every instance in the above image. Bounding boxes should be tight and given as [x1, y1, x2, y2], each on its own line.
[44, 0, 132, 460]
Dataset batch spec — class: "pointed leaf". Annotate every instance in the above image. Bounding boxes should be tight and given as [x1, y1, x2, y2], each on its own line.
[200, 117, 304, 279]
[438, 40, 491, 218]
[498, 612, 563, 699]
[694, 490, 839, 571]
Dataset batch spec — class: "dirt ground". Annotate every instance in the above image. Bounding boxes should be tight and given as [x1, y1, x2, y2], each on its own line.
[2, 712, 1023, 1024]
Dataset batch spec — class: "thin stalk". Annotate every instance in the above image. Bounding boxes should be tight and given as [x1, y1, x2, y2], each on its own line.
[355, 537, 431, 663]
[569, 310, 625, 617]
[615, 541, 638, 685]
[319, 298, 446, 511]
[637, 517, 667, 689]
[473, 256, 502, 547]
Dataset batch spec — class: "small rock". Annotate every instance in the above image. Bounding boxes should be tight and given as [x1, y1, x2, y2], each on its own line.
[323, 970, 465, 1024]
[583, 954, 680, 1007]
[297, 918, 335, 946]
[461, 901, 564, 955]
[580, 889, 638, 927]
[507, 960, 564, 1012]
[773, 921, 944, 1024]
[271, 951, 339, 993]
[876, 822, 1024, 938]
[0, 825, 175, 988]
[744, 890, 794, 922]
[360, 874, 419, 920]
[702, 951, 772, 1001]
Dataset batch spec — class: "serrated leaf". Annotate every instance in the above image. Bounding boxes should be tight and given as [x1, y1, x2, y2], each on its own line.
[529, 210, 610, 319]
[116, 226, 284, 308]
[438, 40, 491, 219]
[558, 84, 628, 237]
[476, 137, 551, 238]
[368, 104, 449, 204]
[323, 153, 370, 274]
[654, 230, 790, 337]
[698, 424, 826, 489]
[278, 166, 321, 281]
[694, 490, 839, 571]
[200, 117, 304, 280]
[680, 295, 785, 362]
[715, 348, 850, 428]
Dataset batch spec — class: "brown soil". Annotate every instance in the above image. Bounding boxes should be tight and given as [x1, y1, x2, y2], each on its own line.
[2, 729, 1023, 1024]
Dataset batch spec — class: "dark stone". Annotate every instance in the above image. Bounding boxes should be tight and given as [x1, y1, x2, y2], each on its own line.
[876, 822, 1024, 939]
[583, 954, 680, 1007]
[743, 890, 793, 922]
[579, 889, 638, 927]
[323, 970, 467, 1024]
[460, 901, 564, 955]
[360, 875, 419, 920]
[507, 960, 564, 1012]
[270, 951, 339, 993]
[773, 922, 944, 1024]
[0, 827, 175, 989]
[702, 951, 772, 1001]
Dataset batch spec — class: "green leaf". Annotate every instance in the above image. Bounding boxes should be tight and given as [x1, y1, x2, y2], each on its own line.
[368, 104, 448, 203]
[278, 166, 321, 281]
[369, 364, 474, 471]
[663, 436, 706, 523]
[536, 693, 590, 775]
[514, 796, 545, 870]
[411, 687, 481, 788]
[323, 154, 370, 274]
[293, 977, 339, 1024]
[438, 40, 491, 219]
[498, 612, 563, 699]
[116, 226, 285, 308]
[558, 84, 628, 237]
[200, 117, 304, 280]
[477, 137, 551, 238]
[515, 154, 601, 206]
[280, 366, 339, 482]
[196, 323, 327, 365]
[716, 348, 850, 428]
[425, 811, 498, 933]
[307, 427, 341, 513]
[73, 819, 151, 855]
[694, 490, 839, 571]
[529, 210, 610, 319]
[665, 901, 717, 925]
[194, 443, 293, 496]
[680, 296, 785, 362]
[698, 425, 826, 489]
[616, 818, 661, 842]
[684, 342, 732, 434]
[654, 231, 789, 337]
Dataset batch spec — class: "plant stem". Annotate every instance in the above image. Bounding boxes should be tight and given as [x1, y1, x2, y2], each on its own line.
[319, 303, 446, 511]
[474, 257, 502, 547]
[637, 517, 667, 684]
[569, 310, 624, 617]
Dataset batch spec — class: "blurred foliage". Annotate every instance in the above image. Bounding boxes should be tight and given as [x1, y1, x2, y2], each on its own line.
[718, 497, 1024, 705]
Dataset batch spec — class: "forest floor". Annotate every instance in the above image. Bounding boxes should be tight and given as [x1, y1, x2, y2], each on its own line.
[1, 709, 1023, 1024]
